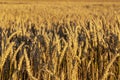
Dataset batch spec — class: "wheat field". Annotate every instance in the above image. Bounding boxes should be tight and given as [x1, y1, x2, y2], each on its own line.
[0, 2, 120, 80]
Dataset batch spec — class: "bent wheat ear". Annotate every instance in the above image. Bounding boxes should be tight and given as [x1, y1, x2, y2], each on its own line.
[10, 42, 25, 67]
[6, 31, 22, 45]
[59, 39, 68, 67]
[0, 42, 15, 70]
[18, 54, 24, 71]
[24, 48, 38, 80]
[101, 53, 120, 80]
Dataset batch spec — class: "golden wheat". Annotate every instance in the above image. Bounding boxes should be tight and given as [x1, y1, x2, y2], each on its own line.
[0, 2, 120, 80]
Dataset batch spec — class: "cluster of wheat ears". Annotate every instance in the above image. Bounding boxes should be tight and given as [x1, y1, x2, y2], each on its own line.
[0, 2, 120, 80]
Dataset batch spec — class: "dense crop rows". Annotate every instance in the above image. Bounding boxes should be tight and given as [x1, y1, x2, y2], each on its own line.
[0, 2, 120, 80]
